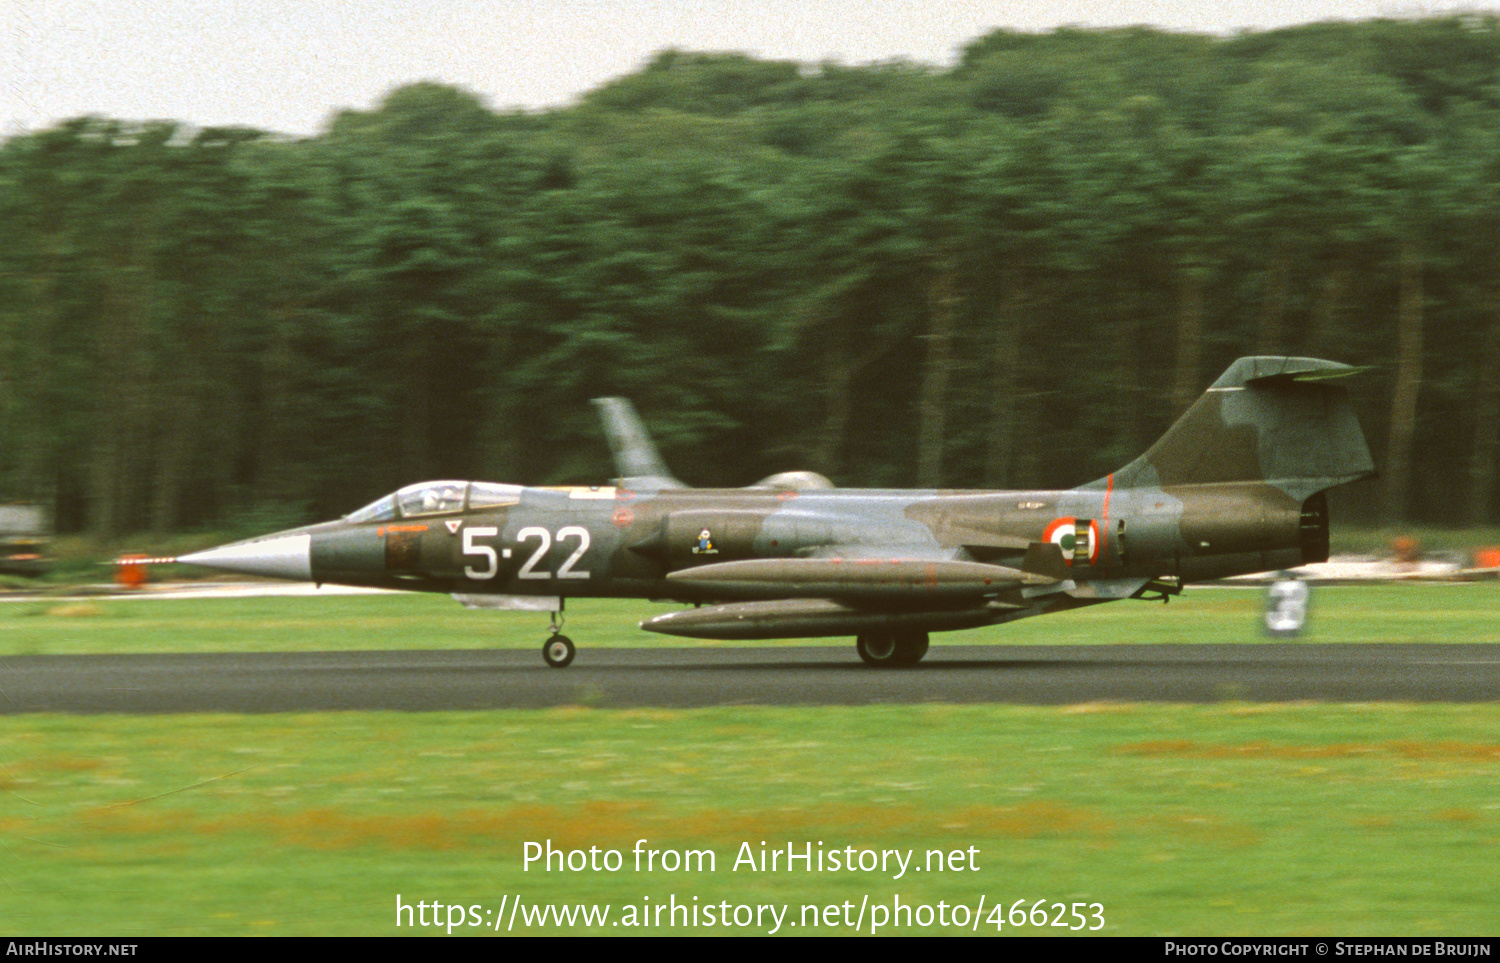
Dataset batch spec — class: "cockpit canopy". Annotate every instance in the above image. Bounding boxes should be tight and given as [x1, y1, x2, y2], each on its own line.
[343, 481, 522, 523]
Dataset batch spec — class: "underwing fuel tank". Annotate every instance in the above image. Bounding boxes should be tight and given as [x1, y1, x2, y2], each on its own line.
[641, 598, 1008, 641]
[665, 557, 1054, 601]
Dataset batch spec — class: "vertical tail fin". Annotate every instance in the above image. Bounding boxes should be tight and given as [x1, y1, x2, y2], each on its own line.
[591, 397, 686, 490]
[1105, 357, 1375, 500]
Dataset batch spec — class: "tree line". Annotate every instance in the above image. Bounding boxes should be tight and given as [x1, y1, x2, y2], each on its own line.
[2, 16, 1498, 535]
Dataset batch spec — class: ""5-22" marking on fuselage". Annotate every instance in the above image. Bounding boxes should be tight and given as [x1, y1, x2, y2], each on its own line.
[463, 526, 591, 581]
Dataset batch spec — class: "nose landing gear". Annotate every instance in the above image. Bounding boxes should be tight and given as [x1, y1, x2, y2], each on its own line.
[542, 606, 575, 668]
[543, 634, 575, 668]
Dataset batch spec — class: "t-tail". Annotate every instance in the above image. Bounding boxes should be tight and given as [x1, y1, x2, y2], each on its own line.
[1089, 356, 1376, 577]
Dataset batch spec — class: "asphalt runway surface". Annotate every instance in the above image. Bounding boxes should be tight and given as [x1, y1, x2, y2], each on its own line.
[3, 643, 1499, 713]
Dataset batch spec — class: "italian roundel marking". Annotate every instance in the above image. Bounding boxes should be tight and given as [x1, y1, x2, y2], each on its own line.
[1042, 516, 1099, 566]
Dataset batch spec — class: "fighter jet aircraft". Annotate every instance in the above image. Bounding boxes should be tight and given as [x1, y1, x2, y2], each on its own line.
[165, 356, 1374, 668]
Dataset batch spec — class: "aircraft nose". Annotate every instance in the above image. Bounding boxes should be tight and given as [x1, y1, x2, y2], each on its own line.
[177, 532, 313, 581]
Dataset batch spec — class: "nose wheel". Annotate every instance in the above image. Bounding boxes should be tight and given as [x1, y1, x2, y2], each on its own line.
[541, 605, 574, 667]
[543, 634, 575, 668]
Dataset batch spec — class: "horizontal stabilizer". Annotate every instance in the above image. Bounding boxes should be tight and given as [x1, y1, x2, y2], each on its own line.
[1216, 356, 1368, 387]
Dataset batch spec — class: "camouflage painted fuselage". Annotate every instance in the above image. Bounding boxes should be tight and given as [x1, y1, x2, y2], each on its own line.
[292, 476, 1322, 638]
[183, 356, 1373, 644]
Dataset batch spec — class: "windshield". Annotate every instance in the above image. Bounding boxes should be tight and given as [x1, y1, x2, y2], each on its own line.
[345, 480, 525, 523]
[396, 481, 468, 518]
[344, 494, 397, 524]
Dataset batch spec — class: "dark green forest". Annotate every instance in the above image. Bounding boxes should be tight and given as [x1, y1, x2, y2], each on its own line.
[3, 17, 1499, 535]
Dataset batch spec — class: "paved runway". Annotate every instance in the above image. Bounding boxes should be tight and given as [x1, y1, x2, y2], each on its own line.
[3, 643, 1499, 713]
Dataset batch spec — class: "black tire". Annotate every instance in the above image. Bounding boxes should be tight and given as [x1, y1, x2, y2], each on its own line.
[857, 631, 929, 668]
[856, 633, 901, 667]
[896, 632, 930, 666]
[543, 634, 575, 668]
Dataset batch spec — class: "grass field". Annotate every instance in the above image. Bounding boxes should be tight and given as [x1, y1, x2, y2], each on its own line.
[1, 583, 1498, 935]
[1, 581, 1498, 655]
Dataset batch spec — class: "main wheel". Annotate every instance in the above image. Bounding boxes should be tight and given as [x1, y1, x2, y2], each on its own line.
[543, 634, 575, 668]
[856, 632, 929, 667]
[894, 631, 930, 666]
[856, 633, 900, 667]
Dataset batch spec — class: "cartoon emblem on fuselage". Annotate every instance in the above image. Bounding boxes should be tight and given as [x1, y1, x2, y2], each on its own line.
[693, 528, 718, 555]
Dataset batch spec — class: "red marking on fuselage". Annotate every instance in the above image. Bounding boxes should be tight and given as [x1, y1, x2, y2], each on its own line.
[1100, 472, 1114, 557]
[612, 507, 635, 527]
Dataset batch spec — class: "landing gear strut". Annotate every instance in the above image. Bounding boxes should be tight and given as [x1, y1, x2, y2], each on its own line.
[542, 604, 575, 668]
[855, 631, 929, 668]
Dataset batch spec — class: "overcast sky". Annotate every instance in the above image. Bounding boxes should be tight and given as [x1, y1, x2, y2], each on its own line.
[1, 0, 1477, 137]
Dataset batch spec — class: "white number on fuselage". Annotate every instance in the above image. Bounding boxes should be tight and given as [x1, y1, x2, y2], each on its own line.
[516, 527, 552, 579]
[465, 526, 591, 581]
[555, 526, 591, 579]
[462, 526, 500, 580]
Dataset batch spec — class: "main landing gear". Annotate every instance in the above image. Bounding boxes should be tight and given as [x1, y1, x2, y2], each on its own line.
[542, 605, 575, 668]
[855, 631, 929, 668]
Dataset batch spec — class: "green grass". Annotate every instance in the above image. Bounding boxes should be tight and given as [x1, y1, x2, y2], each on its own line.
[0, 582, 1496, 656]
[4, 704, 1500, 935]
[1330, 525, 1500, 557]
[2, 584, 1499, 935]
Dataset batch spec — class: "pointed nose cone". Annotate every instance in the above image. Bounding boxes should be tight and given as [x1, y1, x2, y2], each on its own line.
[178, 533, 313, 581]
